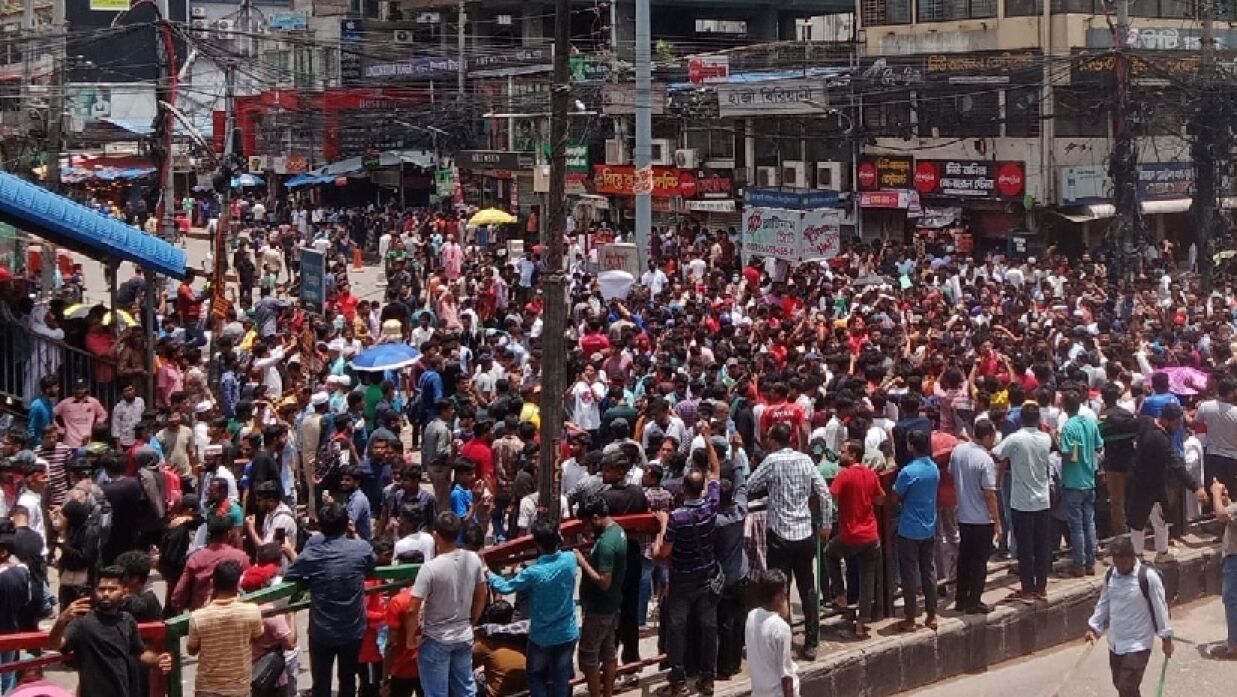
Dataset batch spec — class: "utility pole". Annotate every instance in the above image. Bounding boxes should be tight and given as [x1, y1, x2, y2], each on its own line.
[633, 0, 651, 271]
[537, 0, 571, 521]
[1108, 0, 1141, 284]
[20, 0, 35, 178]
[43, 0, 65, 193]
[210, 63, 237, 355]
[1190, 0, 1224, 294]
[457, 0, 467, 96]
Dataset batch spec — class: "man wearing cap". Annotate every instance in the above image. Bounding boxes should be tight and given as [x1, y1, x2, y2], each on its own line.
[54, 379, 107, 449]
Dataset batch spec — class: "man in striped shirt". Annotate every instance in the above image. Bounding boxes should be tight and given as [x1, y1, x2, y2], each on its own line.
[747, 422, 830, 660]
[187, 560, 264, 697]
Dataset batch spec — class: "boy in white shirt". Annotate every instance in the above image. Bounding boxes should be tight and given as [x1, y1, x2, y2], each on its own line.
[745, 569, 799, 697]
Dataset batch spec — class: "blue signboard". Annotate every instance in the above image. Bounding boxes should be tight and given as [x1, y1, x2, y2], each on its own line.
[744, 187, 840, 210]
[364, 56, 460, 81]
[299, 247, 326, 314]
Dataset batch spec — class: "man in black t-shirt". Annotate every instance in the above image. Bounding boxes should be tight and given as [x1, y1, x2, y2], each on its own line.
[99, 453, 146, 566]
[47, 566, 171, 697]
[246, 424, 287, 514]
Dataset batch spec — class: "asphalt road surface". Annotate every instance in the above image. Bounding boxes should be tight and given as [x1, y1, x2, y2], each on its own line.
[907, 597, 1236, 697]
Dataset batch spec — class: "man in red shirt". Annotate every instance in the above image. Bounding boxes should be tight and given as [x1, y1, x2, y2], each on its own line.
[459, 419, 496, 495]
[759, 383, 809, 453]
[579, 317, 611, 357]
[176, 269, 207, 347]
[823, 441, 886, 638]
[383, 585, 422, 697]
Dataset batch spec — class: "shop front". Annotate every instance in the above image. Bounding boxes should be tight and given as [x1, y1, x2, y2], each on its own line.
[912, 159, 1028, 253]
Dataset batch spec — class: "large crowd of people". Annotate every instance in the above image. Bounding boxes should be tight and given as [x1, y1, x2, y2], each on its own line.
[0, 198, 1235, 697]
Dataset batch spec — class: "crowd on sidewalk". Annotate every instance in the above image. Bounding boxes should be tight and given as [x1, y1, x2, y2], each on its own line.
[0, 199, 1235, 697]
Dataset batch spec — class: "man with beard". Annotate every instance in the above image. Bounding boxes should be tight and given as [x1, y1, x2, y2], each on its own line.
[47, 566, 173, 697]
[575, 495, 627, 697]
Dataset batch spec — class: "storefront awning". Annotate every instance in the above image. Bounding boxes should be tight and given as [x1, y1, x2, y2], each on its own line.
[1056, 198, 1194, 222]
[0, 171, 186, 278]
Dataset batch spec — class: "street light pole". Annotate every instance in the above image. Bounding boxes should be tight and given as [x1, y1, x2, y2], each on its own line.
[537, 0, 572, 521]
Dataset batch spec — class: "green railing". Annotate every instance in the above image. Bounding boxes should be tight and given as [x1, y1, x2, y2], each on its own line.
[162, 563, 421, 697]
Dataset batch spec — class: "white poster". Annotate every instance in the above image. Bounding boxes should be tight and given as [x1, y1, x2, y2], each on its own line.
[741, 207, 801, 262]
[598, 243, 640, 276]
[799, 208, 842, 260]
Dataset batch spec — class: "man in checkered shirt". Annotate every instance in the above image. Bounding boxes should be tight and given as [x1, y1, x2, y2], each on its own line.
[747, 422, 830, 660]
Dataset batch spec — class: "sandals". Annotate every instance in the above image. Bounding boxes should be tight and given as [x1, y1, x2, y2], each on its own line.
[894, 620, 918, 633]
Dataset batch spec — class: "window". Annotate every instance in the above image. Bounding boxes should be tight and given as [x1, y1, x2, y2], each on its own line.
[862, 91, 913, 137]
[918, 88, 1000, 137]
[1005, 87, 1041, 137]
[862, 0, 912, 26]
[685, 125, 736, 161]
[1005, 0, 1042, 16]
[918, 0, 997, 20]
[1054, 87, 1108, 137]
[1132, 87, 1185, 136]
[695, 19, 748, 34]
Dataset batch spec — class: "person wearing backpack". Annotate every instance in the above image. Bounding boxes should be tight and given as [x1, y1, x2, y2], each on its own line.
[1085, 535, 1174, 697]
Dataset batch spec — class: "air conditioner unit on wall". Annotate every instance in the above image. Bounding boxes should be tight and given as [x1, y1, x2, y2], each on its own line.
[650, 138, 673, 165]
[190, 18, 208, 31]
[216, 19, 233, 32]
[782, 160, 807, 188]
[393, 29, 414, 44]
[756, 166, 779, 187]
[191, 6, 206, 18]
[674, 148, 698, 169]
[605, 138, 628, 165]
[816, 161, 845, 190]
[417, 12, 441, 24]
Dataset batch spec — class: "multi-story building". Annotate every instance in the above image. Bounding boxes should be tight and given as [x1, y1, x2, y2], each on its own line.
[854, 0, 1236, 253]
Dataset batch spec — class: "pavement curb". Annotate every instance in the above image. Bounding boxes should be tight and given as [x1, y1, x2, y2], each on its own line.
[717, 542, 1224, 697]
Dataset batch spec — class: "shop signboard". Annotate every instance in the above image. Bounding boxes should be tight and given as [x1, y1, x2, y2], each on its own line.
[299, 247, 326, 314]
[693, 170, 733, 200]
[913, 160, 1025, 199]
[569, 55, 609, 82]
[1138, 161, 1193, 200]
[593, 165, 694, 198]
[716, 79, 829, 117]
[688, 55, 730, 84]
[458, 150, 535, 171]
[339, 19, 363, 85]
[1085, 27, 1237, 51]
[857, 156, 913, 190]
[741, 207, 801, 262]
[1059, 165, 1111, 205]
[364, 56, 459, 81]
[435, 168, 455, 196]
[468, 46, 553, 76]
[744, 187, 839, 209]
[922, 50, 1041, 85]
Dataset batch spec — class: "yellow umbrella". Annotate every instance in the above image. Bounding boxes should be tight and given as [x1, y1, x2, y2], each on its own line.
[468, 208, 518, 226]
[63, 304, 138, 328]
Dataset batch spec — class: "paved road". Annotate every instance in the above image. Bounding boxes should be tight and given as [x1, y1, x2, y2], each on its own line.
[907, 597, 1236, 697]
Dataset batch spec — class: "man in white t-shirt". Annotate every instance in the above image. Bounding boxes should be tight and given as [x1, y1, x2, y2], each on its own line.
[393, 503, 437, 564]
[745, 569, 799, 697]
[569, 366, 605, 434]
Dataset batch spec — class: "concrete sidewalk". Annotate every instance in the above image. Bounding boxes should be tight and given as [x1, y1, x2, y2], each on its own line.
[681, 534, 1227, 697]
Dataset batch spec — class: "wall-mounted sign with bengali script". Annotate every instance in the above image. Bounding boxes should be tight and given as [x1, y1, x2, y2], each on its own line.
[913, 160, 1025, 199]
[593, 165, 695, 198]
[716, 79, 829, 117]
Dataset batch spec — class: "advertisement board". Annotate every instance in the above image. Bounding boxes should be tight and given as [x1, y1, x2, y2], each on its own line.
[913, 160, 1025, 199]
[741, 207, 802, 262]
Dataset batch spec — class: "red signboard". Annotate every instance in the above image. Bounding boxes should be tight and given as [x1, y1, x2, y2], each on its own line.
[593, 165, 695, 198]
[913, 160, 1025, 199]
[692, 170, 734, 199]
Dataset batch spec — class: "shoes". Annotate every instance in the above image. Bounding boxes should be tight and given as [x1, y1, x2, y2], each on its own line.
[1085, 567, 1097, 576]
[617, 674, 641, 692]
[1069, 567, 1086, 578]
[696, 679, 715, 697]
[964, 602, 993, 615]
[1153, 550, 1176, 564]
[655, 683, 689, 697]
[800, 645, 818, 661]
[1035, 590, 1048, 600]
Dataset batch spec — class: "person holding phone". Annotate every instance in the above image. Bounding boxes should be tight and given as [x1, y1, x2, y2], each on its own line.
[246, 482, 300, 568]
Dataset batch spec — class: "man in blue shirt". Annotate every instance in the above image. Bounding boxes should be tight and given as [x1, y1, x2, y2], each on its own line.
[285, 503, 377, 697]
[892, 429, 941, 631]
[1060, 390, 1102, 576]
[488, 518, 579, 697]
[26, 376, 57, 442]
[1140, 372, 1183, 453]
[338, 466, 372, 541]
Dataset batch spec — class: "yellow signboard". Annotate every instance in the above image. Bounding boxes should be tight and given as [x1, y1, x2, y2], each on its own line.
[89, 0, 130, 11]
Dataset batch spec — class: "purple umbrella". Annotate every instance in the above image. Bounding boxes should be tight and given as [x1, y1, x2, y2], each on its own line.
[1156, 366, 1209, 396]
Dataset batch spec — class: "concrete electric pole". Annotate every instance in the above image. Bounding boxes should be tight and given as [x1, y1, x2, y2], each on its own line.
[1190, 0, 1224, 294]
[1108, 0, 1142, 283]
[536, 0, 572, 520]
[633, 0, 652, 270]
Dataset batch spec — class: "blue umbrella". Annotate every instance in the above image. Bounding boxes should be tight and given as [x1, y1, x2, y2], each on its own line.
[231, 173, 265, 188]
[349, 342, 421, 371]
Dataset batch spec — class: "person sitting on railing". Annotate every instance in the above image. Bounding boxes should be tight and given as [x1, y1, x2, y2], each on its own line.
[45, 566, 173, 697]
